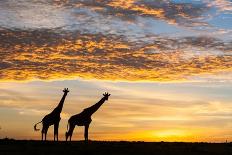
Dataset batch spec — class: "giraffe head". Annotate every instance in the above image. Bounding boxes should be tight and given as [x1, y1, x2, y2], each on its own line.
[63, 88, 70, 94]
[103, 92, 110, 100]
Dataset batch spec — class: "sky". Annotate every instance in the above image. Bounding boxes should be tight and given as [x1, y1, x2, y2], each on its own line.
[0, 0, 232, 142]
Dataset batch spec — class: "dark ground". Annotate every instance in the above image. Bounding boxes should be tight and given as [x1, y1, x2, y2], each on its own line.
[0, 139, 232, 155]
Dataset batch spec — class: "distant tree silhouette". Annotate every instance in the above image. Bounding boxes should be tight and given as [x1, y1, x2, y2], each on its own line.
[66, 92, 110, 142]
[34, 88, 69, 141]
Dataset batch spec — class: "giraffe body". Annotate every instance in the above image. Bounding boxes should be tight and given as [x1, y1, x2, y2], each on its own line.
[66, 92, 110, 142]
[69, 111, 92, 126]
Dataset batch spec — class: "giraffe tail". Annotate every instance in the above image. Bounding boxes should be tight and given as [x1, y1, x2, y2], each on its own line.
[34, 121, 42, 131]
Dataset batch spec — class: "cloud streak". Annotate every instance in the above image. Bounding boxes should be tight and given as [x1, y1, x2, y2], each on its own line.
[52, 0, 209, 26]
[205, 0, 232, 12]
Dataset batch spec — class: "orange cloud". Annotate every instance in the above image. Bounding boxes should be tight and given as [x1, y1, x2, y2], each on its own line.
[0, 28, 231, 82]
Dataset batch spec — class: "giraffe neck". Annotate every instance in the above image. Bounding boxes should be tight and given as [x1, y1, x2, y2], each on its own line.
[55, 92, 68, 114]
[86, 97, 106, 116]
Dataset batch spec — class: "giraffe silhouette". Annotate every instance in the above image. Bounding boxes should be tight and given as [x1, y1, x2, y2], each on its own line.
[65, 92, 110, 142]
[34, 88, 69, 141]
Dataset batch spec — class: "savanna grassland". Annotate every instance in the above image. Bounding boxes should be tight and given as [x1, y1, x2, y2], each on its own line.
[0, 139, 232, 155]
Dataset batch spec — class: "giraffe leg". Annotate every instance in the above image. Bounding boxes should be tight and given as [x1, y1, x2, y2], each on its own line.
[56, 127, 59, 141]
[41, 125, 46, 141]
[67, 124, 75, 141]
[54, 129, 55, 141]
[44, 126, 49, 141]
[57, 118, 61, 141]
[65, 131, 68, 141]
[54, 122, 59, 141]
[84, 124, 89, 142]
[54, 125, 56, 141]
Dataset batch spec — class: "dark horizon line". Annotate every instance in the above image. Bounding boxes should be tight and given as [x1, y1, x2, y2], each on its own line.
[0, 138, 229, 144]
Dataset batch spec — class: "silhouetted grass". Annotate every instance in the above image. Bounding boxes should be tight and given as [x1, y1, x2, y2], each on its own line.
[0, 139, 232, 155]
